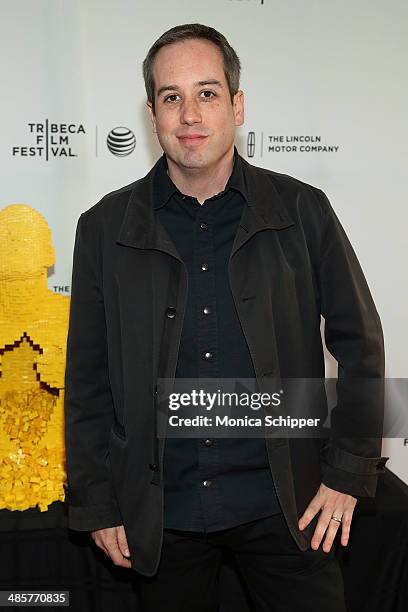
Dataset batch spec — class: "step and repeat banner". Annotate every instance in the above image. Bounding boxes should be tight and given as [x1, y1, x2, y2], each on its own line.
[1, 0, 407, 516]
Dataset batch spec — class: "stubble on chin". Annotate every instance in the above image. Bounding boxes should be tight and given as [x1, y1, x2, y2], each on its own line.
[180, 152, 207, 169]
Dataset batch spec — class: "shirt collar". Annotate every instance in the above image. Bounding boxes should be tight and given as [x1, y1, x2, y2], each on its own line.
[152, 146, 249, 210]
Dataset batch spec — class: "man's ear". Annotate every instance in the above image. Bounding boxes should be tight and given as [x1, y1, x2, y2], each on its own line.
[146, 101, 157, 133]
[233, 90, 244, 127]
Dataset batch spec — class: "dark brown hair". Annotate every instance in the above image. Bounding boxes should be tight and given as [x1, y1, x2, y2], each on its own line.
[143, 23, 241, 111]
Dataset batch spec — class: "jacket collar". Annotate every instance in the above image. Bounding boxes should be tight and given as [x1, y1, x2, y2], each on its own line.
[116, 149, 294, 255]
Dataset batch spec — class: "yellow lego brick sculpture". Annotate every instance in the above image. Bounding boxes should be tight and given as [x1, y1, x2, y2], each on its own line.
[0, 205, 68, 511]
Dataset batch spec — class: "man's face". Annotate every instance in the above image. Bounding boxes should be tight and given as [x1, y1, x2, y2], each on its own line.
[147, 38, 244, 172]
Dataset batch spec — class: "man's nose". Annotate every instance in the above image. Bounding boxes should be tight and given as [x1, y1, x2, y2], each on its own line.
[180, 97, 202, 125]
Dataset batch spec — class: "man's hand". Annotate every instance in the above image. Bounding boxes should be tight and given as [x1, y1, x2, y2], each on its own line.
[298, 483, 357, 553]
[90, 525, 131, 568]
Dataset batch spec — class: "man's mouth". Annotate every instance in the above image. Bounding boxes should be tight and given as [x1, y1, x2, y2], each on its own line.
[177, 134, 208, 146]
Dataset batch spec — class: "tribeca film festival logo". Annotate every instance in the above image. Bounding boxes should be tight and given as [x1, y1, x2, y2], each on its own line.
[12, 121, 86, 160]
[246, 131, 340, 157]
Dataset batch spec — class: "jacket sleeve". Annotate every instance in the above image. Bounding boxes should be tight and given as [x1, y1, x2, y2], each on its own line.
[315, 189, 389, 497]
[64, 211, 122, 530]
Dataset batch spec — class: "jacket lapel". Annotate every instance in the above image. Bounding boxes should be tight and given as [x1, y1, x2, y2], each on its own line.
[230, 157, 295, 257]
[115, 159, 182, 262]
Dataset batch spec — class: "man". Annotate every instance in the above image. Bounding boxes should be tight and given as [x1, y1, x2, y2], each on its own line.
[64, 23, 388, 611]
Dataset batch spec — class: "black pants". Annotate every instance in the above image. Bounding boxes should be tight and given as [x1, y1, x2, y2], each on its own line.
[134, 513, 347, 612]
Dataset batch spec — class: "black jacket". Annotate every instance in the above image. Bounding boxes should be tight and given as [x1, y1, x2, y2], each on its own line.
[64, 153, 389, 576]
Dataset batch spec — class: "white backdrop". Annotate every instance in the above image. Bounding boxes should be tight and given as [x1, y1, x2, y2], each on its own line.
[1, 0, 407, 482]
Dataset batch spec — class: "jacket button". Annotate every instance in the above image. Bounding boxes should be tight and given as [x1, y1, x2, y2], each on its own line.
[203, 306, 212, 315]
[200, 222, 208, 230]
[204, 439, 213, 447]
[166, 307, 176, 318]
[201, 262, 209, 271]
[149, 463, 159, 471]
[203, 351, 213, 361]
[203, 479, 212, 487]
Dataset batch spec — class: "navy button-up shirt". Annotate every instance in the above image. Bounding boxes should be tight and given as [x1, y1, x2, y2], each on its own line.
[154, 149, 282, 531]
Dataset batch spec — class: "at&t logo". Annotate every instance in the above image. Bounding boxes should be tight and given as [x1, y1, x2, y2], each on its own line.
[106, 127, 136, 156]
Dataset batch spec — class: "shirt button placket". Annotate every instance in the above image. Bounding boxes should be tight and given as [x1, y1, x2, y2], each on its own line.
[197, 210, 220, 531]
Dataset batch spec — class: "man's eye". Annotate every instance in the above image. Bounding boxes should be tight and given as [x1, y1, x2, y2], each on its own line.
[200, 91, 215, 99]
[164, 94, 180, 103]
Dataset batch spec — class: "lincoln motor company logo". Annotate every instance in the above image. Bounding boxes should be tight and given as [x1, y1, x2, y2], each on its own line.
[247, 132, 256, 157]
[246, 131, 340, 157]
